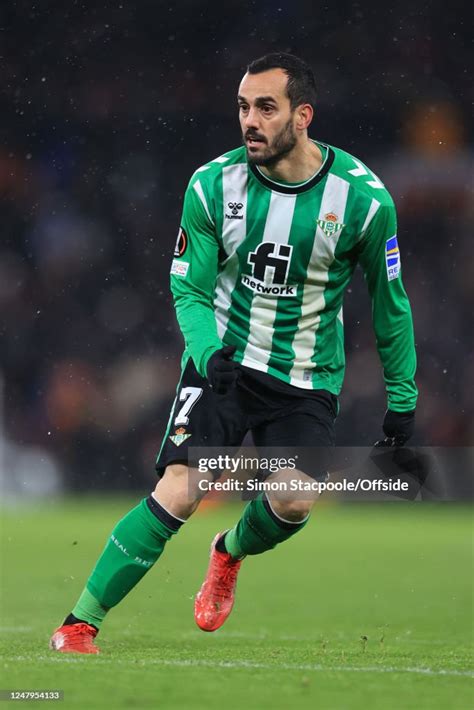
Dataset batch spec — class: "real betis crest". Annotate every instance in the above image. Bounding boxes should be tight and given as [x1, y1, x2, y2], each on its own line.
[169, 427, 192, 447]
[316, 212, 345, 237]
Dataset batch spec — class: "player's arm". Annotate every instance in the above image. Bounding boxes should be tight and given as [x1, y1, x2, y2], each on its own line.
[170, 180, 224, 377]
[357, 199, 418, 442]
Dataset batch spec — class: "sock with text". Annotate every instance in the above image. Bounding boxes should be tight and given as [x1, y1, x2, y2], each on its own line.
[65, 496, 183, 629]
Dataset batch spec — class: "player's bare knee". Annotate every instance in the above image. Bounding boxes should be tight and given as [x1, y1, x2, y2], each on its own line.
[270, 498, 313, 522]
[153, 463, 202, 518]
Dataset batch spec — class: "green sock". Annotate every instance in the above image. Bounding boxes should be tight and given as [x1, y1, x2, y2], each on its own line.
[71, 498, 178, 628]
[71, 587, 109, 629]
[224, 494, 309, 558]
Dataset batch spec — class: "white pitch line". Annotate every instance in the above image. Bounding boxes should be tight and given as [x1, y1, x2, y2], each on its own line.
[178, 630, 451, 646]
[0, 626, 33, 633]
[10, 655, 474, 678]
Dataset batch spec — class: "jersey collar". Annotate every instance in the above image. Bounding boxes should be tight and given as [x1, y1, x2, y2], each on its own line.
[248, 142, 335, 195]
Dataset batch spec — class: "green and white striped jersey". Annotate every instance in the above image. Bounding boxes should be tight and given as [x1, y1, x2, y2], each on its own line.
[170, 141, 417, 412]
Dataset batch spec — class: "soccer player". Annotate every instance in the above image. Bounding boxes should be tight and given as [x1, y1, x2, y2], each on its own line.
[50, 53, 417, 654]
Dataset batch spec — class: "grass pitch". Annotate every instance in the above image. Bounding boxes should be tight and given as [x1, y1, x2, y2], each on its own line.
[1, 498, 472, 709]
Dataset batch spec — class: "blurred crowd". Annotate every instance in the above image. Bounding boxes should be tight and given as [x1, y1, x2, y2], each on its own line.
[1, 1, 472, 492]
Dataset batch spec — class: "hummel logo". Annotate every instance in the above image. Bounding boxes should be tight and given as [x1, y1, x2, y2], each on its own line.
[225, 202, 244, 220]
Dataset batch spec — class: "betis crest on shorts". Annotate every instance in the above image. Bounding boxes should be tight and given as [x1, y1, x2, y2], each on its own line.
[169, 427, 192, 447]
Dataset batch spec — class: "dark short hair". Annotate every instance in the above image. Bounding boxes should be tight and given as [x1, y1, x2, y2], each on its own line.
[247, 52, 317, 110]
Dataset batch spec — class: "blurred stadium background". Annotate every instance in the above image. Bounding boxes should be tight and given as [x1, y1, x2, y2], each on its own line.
[1, 0, 472, 498]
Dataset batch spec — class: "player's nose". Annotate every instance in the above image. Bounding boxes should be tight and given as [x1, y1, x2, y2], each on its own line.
[243, 106, 260, 129]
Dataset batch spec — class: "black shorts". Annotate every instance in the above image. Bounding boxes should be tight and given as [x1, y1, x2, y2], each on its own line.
[155, 359, 338, 481]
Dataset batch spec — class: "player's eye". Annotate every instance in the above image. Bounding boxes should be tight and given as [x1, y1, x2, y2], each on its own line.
[261, 105, 275, 115]
[238, 103, 249, 113]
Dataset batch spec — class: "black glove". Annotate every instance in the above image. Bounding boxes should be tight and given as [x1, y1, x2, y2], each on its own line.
[206, 345, 240, 395]
[374, 409, 416, 447]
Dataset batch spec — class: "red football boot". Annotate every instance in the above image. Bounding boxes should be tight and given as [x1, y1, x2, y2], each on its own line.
[49, 622, 100, 654]
[194, 532, 243, 632]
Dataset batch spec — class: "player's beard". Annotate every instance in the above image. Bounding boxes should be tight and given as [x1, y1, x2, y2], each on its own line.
[244, 117, 297, 167]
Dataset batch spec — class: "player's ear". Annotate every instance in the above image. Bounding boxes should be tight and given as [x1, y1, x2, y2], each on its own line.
[295, 103, 313, 131]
